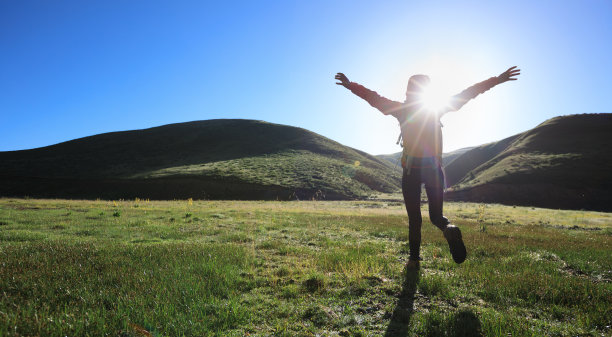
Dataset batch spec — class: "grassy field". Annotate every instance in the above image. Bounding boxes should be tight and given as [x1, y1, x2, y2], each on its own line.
[0, 198, 610, 336]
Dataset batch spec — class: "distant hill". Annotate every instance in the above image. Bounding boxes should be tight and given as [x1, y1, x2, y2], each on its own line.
[441, 147, 476, 167]
[444, 137, 518, 187]
[376, 146, 475, 169]
[375, 153, 403, 169]
[444, 113, 612, 211]
[0, 119, 401, 200]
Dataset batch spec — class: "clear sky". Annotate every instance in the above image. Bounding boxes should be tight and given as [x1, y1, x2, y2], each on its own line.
[1, 0, 611, 155]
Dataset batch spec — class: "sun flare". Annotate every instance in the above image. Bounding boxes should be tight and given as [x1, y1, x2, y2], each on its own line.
[420, 83, 451, 112]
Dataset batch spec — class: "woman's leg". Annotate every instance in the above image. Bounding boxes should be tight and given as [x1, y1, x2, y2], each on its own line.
[402, 167, 423, 260]
[424, 165, 466, 264]
[423, 166, 449, 230]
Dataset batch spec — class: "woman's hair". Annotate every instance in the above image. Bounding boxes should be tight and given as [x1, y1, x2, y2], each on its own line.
[406, 74, 430, 95]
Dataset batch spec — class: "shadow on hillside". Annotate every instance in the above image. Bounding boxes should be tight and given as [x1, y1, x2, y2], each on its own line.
[384, 267, 483, 337]
[384, 267, 419, 336]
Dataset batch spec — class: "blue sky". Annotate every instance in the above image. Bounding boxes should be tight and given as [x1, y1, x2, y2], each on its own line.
[1, 0, 611, 155]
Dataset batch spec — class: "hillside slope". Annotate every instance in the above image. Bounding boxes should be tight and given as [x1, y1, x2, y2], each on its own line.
[444, 113, 612, 211]
[0, 119, 401, 200]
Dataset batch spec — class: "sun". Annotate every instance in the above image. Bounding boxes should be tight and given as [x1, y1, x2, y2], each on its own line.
[420, 82, 452, 113]
[409, 55, 499, 152]
[409, 55, 485, 116]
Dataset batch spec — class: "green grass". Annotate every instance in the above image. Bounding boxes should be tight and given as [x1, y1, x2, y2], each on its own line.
[1, 198, 610, 336]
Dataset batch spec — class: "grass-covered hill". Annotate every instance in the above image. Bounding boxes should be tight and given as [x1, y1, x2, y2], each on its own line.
[0, 119, 401, 200]
[444, 113, 612, 211]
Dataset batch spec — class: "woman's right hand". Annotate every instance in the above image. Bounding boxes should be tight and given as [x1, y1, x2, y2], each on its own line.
[335, 73, 350, 88]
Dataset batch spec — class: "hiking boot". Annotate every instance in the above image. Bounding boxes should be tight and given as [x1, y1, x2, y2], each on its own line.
[443, 225, 467, 264]
[406, 258, 421, 270]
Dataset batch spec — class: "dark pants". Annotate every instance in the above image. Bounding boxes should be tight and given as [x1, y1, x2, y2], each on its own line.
[402, 164, 449, 260]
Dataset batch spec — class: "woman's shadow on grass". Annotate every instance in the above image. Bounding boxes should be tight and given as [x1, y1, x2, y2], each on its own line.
[384, 266, 482, 337]
[384, 266, 420, 337]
